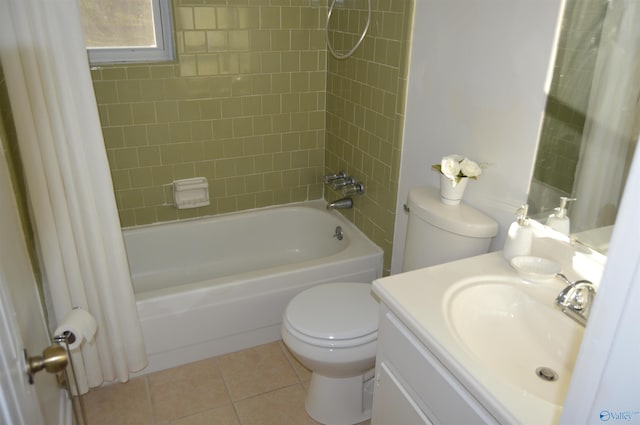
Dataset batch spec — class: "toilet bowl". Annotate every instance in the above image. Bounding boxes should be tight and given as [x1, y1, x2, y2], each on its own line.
[281, 282, 378, 425]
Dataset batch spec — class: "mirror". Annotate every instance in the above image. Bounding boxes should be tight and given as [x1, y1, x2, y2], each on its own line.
[527, 0, 640, 254]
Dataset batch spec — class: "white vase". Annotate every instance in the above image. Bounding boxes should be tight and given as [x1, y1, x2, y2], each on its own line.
[440, 175, 468, 205]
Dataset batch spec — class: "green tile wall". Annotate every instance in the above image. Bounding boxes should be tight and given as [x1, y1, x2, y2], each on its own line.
[324, 0, 414, 274]
[92, 0, 328, 227]
[92, 0, 414, 274]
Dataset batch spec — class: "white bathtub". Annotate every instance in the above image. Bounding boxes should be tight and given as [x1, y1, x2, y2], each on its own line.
[123, 200, 383, 375]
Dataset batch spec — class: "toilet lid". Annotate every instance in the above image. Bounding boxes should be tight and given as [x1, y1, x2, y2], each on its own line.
[284, 282, 378, 341]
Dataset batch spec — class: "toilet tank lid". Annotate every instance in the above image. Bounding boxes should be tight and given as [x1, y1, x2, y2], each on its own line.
[407, 186, 498, 238]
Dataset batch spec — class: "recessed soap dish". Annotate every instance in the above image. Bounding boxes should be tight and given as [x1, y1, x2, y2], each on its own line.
[510, 256, 561, 283]
[172, 177, 210, 209]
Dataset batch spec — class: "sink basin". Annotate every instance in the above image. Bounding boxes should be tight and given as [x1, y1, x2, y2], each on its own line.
[445, 276, 585, 406]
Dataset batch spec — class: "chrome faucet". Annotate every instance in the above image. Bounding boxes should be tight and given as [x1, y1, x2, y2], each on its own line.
[330, 176, 355, 190]
[326, 197, 353, 210]
[324, 171, 347, 184]
[554, 273, 596, 327]
[324, 171, 365, 210]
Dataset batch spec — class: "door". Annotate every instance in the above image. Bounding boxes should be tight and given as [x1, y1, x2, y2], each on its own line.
[0, 145, 63, 424]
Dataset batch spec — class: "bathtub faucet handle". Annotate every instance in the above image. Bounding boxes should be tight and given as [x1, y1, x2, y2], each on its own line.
[324, 171, 347, 184]
[331, 176, 355, 190]
[342, 182, 365, 196]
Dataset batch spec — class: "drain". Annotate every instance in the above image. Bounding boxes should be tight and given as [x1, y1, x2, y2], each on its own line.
[535, 367, 559, 382]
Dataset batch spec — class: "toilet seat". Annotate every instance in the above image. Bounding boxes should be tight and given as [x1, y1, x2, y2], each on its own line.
[283, 282, 378, 348]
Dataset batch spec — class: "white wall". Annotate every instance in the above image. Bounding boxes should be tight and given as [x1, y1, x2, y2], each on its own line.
[391, 0, 565, 273]
[391, 2, 640, 417]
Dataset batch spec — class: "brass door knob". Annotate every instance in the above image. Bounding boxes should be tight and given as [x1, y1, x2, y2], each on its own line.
[24, 344, 68, 384]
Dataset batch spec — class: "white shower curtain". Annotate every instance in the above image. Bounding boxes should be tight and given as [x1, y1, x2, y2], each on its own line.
[571, 0, 640, 233]
[0, 0, 147, 393]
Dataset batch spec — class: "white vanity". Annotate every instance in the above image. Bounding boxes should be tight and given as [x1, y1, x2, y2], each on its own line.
[371, 300, 500, 424]
[371, 237, 604, 425]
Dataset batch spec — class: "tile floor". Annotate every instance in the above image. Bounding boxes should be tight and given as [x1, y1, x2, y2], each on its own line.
[82, 341, 371, 425]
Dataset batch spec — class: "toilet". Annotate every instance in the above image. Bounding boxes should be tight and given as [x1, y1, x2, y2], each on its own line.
[281, 186, 498, 424]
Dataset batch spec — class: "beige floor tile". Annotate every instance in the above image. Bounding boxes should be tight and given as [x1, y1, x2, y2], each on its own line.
[82, 377, 152, 425]
[162, 404, 240, 425]
[279, 340, 312, 382]
[234, 384, 320, 425]
[148, 357, 232, 423]
[217, 342, 298, 401]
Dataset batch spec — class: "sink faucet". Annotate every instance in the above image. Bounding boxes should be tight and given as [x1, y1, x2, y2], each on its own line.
[554, 273, 596, 327]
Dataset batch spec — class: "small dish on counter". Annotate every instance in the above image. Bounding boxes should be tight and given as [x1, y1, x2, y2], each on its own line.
[510, 256, 561, 283]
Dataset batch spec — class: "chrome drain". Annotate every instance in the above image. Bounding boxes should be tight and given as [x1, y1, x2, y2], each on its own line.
[535, 367, 559, 382]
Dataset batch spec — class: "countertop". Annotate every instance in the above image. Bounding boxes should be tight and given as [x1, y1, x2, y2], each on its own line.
[372, 251, 580, 425]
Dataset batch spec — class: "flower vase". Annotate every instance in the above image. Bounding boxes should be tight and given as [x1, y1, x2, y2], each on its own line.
[440, 174, 468, 205]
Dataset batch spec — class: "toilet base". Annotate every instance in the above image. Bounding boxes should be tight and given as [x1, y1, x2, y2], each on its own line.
[305, 369, 375, 425]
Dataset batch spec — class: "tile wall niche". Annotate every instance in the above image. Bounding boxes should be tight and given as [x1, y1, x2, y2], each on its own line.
[324, 1, 414, 274]
[92, 0, 328, 227]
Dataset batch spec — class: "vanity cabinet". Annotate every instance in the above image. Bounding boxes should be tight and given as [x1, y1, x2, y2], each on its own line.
[371, 304, 499, 425]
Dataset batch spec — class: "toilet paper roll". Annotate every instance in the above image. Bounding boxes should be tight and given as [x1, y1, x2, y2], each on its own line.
[54, 308, 98, 350]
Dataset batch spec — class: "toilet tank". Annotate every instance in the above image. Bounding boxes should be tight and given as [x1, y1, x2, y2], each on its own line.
[402, 186, 498, 272]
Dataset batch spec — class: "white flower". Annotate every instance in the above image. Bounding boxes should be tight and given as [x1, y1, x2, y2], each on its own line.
[432, 154, 484, 186]
[440, 155, 462, 180]
[460, 158, 482, 178]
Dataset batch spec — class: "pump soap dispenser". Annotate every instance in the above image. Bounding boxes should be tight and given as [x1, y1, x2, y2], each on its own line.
[503, 204, 532, 261]
[546, 197, 575, 235]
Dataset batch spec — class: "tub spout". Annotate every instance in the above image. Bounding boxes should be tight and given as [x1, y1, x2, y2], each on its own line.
[327, 197, 353, 210]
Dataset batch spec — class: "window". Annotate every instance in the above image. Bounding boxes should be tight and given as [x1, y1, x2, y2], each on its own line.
[78, 0, 175, 65]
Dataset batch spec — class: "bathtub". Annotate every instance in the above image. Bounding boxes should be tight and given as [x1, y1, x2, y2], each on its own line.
[123, 200, 383, 375]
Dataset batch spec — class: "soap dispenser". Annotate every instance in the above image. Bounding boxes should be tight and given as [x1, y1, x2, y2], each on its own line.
[503, 204, 533, 261]
[546, 197, 575, 235]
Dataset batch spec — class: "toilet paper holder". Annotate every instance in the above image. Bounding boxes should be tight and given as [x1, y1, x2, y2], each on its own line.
[53, 331, 88, 425]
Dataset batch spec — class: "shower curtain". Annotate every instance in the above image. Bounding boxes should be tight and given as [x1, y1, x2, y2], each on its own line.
[0, 0, 147, 393]
[571, 0, 640, 232]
